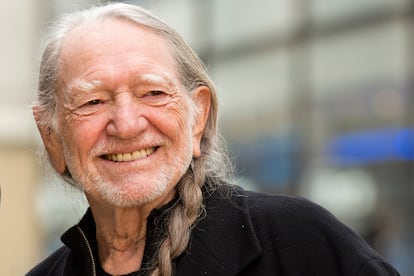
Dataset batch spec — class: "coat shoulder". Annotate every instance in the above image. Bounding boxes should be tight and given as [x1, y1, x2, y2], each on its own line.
[215, 186, 400, 275]
[26, 246, 70, 276]
[232, 187, 334, 225]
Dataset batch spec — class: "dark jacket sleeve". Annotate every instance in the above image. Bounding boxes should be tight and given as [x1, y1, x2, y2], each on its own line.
[245, 192, 400, 275]
[357, 257, 400, 275]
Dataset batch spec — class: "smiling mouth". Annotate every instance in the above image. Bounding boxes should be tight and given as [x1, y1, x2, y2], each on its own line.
[102, 147, 157, 162]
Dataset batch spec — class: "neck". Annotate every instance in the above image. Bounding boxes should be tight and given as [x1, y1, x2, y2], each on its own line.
[86, 192, 175, 275]
[92, 204, 147, 275]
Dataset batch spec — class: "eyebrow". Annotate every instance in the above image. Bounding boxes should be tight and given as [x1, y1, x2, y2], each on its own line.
[69, 73, 178, 94]
[137, 73, 177, 90]
[72, 79, 104, 93]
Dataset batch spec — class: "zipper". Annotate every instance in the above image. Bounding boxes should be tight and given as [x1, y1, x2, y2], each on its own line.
[77, 226, 97, 276]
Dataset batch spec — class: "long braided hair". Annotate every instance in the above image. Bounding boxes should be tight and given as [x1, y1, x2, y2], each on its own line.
[34, 3, 232, 275]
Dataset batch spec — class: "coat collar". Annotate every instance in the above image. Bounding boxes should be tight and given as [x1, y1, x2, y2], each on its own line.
[61, 209, 97, 275]
[61, 186, 262, 275]
[175, 187, 262, 275]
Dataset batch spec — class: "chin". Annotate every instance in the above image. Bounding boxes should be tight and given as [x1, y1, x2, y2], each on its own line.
[95, 178, 170, 208]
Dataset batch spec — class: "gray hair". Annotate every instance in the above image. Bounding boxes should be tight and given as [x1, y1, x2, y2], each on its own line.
[34, 3, 233, 276]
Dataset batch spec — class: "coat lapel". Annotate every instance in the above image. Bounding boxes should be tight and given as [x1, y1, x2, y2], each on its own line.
[175, 190, 262, 275]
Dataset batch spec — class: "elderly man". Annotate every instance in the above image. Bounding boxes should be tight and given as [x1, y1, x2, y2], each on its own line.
[28, 3, 399, 276]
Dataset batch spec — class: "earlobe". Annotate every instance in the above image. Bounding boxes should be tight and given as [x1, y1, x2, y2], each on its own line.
[191, 86, 211, 158]
[33, 107, 67, 174]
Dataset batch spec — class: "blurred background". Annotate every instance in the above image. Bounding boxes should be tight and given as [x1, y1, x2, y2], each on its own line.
[1, 0, 413, 275]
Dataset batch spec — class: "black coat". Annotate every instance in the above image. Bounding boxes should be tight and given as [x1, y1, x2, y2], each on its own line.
[27, 185, 399, 275]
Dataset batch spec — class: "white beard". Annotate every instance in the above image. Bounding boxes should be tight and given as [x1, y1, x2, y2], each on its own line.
[62, 137, 193, 208]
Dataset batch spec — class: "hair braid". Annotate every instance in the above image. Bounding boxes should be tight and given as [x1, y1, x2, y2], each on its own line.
[149, 160, 206, 276]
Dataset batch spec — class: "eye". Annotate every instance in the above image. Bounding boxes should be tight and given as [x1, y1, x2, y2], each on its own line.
[139, 90, 171, 106]
[86, 99, 104, 105]
[146, 90, 165, 97]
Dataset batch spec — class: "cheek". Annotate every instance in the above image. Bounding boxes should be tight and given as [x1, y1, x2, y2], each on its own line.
[60, 115, 108, 155]
[153, 102, 193, 141]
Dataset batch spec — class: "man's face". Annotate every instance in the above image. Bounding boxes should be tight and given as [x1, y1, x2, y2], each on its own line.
[43, 19, 208, 207]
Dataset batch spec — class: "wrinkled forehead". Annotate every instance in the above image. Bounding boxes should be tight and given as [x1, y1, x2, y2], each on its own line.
[58, 18, 178, 84]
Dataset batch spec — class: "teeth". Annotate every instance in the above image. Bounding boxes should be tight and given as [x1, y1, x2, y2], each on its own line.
[106, 147, 155, 162]
[117, 153, 123, 161]
[132, 151, 141, 160]
[123, 153, 132, 162]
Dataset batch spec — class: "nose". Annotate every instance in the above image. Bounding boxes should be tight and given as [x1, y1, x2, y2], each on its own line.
[106, 94, 148, 139]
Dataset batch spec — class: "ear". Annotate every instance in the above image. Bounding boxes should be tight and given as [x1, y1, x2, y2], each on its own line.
[33, 106, 67, 174]
[191, 86, 211, 158]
